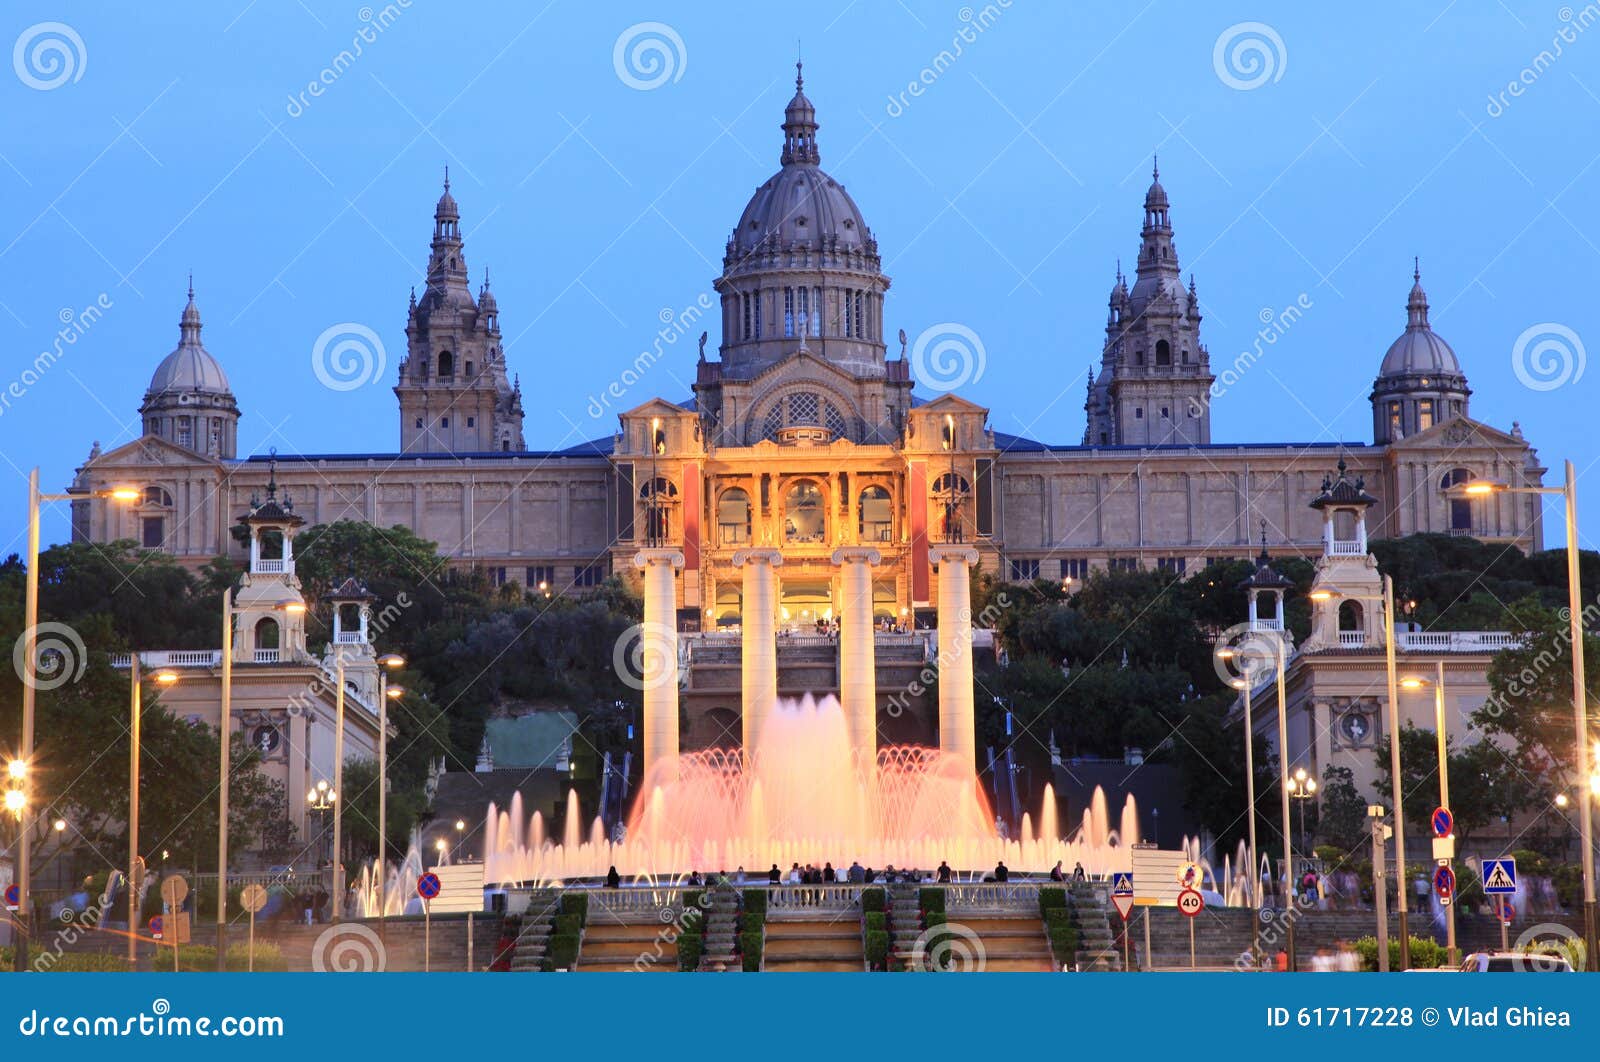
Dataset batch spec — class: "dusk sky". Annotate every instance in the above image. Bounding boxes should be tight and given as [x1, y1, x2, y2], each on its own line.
[2, 1, 1594, 551]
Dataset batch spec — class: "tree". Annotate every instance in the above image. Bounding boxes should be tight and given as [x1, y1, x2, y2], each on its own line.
[1476, 596, 1600, 786]
[1315, 764, 1367, 854]
[1373, 724, 1534, 844]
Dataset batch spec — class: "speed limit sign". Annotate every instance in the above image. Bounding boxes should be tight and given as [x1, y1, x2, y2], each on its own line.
[1177, 888, 1205, 917]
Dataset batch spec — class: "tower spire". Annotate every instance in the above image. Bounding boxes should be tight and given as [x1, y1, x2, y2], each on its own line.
[1406, 258, 1430, 329]
[781, 59, 819, 165]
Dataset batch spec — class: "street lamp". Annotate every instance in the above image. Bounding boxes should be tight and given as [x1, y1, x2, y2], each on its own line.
[13, 471, 138, 970]
[434, 837, 448, 866]
[1398, 664, 1457, 965]
[1287, 767, 1318, 854]
[1218, 647, 1263, 962]
[306, 779, 336, 886]
[125, 659, 180, 965]
[1448, 461, 1595, 969]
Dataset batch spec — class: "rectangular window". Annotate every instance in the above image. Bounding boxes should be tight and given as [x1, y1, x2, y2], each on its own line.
[754, 290, 762, 337]
[1009, 558, 1040, 581]
[441, 417, 449, 428]
[415, 418, 423, 429]
[843, 290, 853, 337]
[853, 292, 865, 337]
[1161, 407, 1170, 419]
[1418, 399, 1434, 432]
[574, 563, 606, 588]
[142, 517, 164, 549]
[1156, 556, 1187, 575]
[466, 417, 475, 427]
[1135, 408, 1144, 420]
[1063, 558, 1090, 580]
[489, 566, 507, 587]
[784, 287, 795, 337]
[974, 458, 994, 537]
[742, 293, 751, 340]
[1108, 557, 1140, 573]
[1389, 402, 1401, 439]
[177, 418, 192, 448]
[526, 564, 556, 590]
[812, 287, 822, 334]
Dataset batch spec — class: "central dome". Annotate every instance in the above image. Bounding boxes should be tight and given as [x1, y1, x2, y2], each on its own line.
[147, 287, 230, 395]
[731, 165, 871, 257]
[1377, 269, 1463, 378]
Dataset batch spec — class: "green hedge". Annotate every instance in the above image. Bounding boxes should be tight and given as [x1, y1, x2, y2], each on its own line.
[1049, 926, 1078, 965]
[175, 942, 288, 972]
[923, 911, 947, 930]
[1044, 907, 1074, 929]
[543, 933, 581, 971]
[1037, 886, 1067, 915]
[676, 932, 704, 971]
[862, 887, 886, 913]
[741, 889, 767, 917]
[1, 948, 129, 972]
[554, 914, 583, 936]
[864, 911, 887, 934]
[739, 931, 764, 972]
[680, 889, 707, 917]
[865, 930, 891, 969]
[919, 888, 946, 914]
[560, 892, 589, 926]
[1352, 935, 1445, 971]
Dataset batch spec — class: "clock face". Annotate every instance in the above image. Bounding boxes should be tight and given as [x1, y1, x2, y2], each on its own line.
[252, 724, 281, 754]
[1339, 712, 1370, 746]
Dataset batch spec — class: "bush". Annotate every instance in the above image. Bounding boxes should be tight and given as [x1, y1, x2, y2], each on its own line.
[741, 889, 767, 918]
[1049, 927, 1078, 963]
[1351, 934, 1445, 971]
[923, 911, 947, 930]
[739, 930, 764, 972]
[1044, 907, 1075, 929]
[676, 932, 704, 971]
[3, 948, 130, 972]
[1037, 886, 1067, 915]
[919, 888, 946, 914]
[173, 942, 288, 972]
[554, 914, 583, 937]
[543, 933, 581, 971]
[862, 887, 886, 913]
[864, 930, 891, 969]
[864, 911, 887, 934]
[559, 892, 588, 926]
[680, 889, 706, 917]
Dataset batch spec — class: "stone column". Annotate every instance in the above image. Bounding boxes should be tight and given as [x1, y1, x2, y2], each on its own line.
[633, 548, 685, 784]
[930, 545, 980, 771]
[833, 547, 881, 766]
[733, 548, 783, 758]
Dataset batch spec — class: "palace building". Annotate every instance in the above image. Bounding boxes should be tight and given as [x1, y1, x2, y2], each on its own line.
[71, 67, 1547, 690]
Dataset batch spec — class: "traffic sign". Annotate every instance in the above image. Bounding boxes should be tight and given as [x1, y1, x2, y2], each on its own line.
[1433, 864, 1456, 900]
[239, 883, 269, 913]
[416, 872, 442, 900]
[4, 883, 19, 911]
[1176, 862, 1202, 890]
[149, 915, 163, 940]
[1112, 893, 1135, 920]
[1110, 872, 1134, 896]
[1500, 900, 1515, 926]
[159, 874, 189, 908]
[1431, 806, 1454, 838]
[1177, 889, 1204, 917]
[1482, 858, 1517, 895]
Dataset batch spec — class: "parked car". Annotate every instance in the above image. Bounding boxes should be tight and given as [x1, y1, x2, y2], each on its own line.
[1457, 951, 1573, 972]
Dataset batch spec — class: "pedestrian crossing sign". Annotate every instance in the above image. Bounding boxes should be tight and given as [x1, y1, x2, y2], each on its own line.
[1482, 858, 1517, 895]
[1111, 872, 1134, 896]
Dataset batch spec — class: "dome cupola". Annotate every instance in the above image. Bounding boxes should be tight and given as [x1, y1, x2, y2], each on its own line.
[139, 279, 239, 458]
[1370, 261, 1470, 444]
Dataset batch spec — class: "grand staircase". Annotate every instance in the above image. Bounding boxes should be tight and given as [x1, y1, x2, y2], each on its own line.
[761, 917, 864, 972]
[958, 917, 1055, 971]
[1068, 884, 1123, 971]
[509, 888, 561, 971]
[698, 886, 742, 971]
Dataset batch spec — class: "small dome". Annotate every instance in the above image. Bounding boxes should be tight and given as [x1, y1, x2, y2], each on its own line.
[1378, 266, 1463, 378]
[147, 287, 231, 396]
[731, 165, 871, 256]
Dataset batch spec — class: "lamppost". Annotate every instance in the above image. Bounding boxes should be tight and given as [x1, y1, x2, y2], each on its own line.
[125, 658, 180, 966]
[1287, 767, 1318, 856]
[1303, 575, 1408, 967]
[434, 837, 449, 867]
[306, 779, 336, 903]
[1400, 663, 1457, 965]
[13, 471, 138, 969]
[1217, 650, 1262, 963]
[376, 656, 405, 927]
[1451, 461, 1595, 969]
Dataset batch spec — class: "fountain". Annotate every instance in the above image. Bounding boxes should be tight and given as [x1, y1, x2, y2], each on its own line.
[484, 693, 1146, 883]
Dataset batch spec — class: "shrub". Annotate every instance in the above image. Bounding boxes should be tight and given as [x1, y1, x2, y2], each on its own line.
[1044, 907, 1074, 929]
[680, 889, 706, 917]
[864, 930, 891, 969]
[862, 887, 886, 913]
[741, 889, 767, 918]
[5, 948, 129, 972]
[919, 888, 946, 914]
[554, 914, 583, 937]
[543, 933, 581, 971]
[676, 932, 704, 971]
[1037, 886, 1067, 915]
[173, 942, 288, 972]
[923, 911, 947, 930]
[1049, 927, 1078, 964]
[739, 930, 764, 972]
[1351, 934, 1445, 971]
[559, 892, 588, 926]
[864, 911, 886, 934]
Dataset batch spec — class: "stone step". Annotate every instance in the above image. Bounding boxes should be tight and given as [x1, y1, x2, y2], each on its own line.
[764, 960, 863, 972]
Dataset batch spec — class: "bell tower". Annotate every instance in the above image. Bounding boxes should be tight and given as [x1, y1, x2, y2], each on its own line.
[1303, 460, 1385, 652]
[233, 462, 309, 663]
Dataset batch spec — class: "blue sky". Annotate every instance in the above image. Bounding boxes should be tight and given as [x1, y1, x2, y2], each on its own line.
[0, 1, 1595, 550]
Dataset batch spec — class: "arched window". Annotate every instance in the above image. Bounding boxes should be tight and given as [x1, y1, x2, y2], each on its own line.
[1155, 339, 1171, 366]
[143, 486, 173, 507]
[758, 391, 852, 443]
[718, 488, 752, 546]
[1337, 600, 1364, 632]
[639, 477, 678, 542]
[438, 351, 455, 378]
[783, 480, 826, 543]
[859, 486, 893, 543]
[255, 616, 280, 650]
[1441, 468, 1475, 531]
